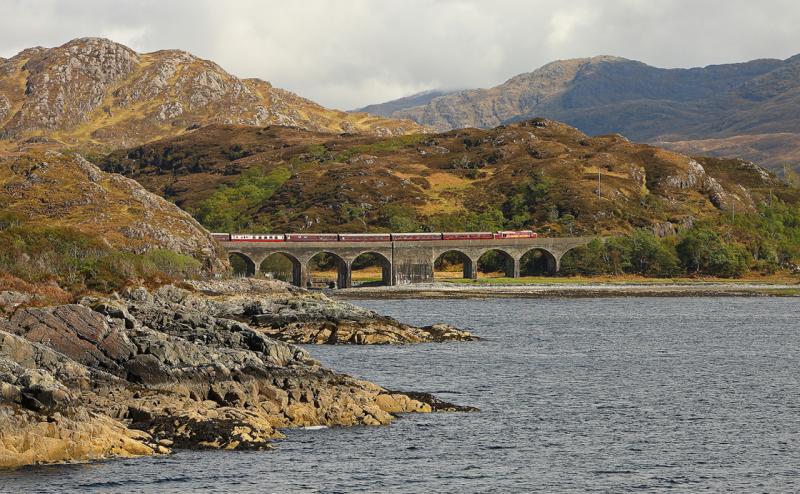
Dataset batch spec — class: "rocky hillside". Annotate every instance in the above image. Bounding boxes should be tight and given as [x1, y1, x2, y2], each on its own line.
[366, 55, 800, 172]
[0, 38, 424, 151]
[0, 150, 227, 273]
[100, 119, 799, 236]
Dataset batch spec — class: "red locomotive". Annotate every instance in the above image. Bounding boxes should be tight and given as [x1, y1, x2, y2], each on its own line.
[217, 230, 537, 242]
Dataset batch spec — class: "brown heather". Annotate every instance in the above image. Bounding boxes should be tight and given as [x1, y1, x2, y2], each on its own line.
[100, 119, 799, 236]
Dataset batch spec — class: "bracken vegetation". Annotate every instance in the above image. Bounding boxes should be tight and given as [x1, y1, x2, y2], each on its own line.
[0, 213, 202, 299]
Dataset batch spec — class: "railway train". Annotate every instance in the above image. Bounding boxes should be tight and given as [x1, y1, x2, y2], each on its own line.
[211, 230, 537, 242]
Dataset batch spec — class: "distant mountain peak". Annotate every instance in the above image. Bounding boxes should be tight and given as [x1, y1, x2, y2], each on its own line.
[353, 88, 459, 117]
[363, 53, 800, 171]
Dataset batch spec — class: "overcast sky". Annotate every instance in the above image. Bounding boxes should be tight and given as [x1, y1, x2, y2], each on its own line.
[2, 0, 800, 109]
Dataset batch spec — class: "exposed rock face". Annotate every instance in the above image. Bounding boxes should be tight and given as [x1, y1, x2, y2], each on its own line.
[0, 151, 228, 273]
[0, 280, 471, 468]
[0, 37, 425, 149]
[0, 328, 159, 468]
[0, 405, 156, 469]
[7, 38, 139, 132]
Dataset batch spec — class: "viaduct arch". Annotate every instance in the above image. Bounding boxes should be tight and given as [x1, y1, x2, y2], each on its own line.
[223, 236, 594, 288]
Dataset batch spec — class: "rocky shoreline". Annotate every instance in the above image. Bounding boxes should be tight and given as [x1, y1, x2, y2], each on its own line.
[0, 279, 475, 469]
[334, 282, 800, 299]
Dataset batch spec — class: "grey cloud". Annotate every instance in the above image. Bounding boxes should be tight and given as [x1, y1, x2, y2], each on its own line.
[2, 0, 799, 109]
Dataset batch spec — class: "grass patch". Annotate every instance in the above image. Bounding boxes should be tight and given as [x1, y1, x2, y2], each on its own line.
[336, 134, 426, 160]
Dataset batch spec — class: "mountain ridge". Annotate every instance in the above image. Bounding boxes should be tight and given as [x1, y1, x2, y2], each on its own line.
[361, 55, 800, 171]
[0, 37, 425, 151]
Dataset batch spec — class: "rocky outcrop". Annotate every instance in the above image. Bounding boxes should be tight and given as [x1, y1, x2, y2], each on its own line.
[0, 281, 472, 468]
[0, 404, 156, 469]
[182, 279, 478, 344]
[257, 320, 475, 345]
[0, 328, 160, 468]
[655, 155, 760, 214]
[0, 151, 228, 273]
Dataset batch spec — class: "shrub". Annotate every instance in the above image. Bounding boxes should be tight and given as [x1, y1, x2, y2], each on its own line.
[427, 207, 506, 232]
[379, 205, 420, 232]
[676, 228, 748, 277]
[561, 231, 679, 277]
[560, 239, 608, 276]
[143, 249, 202, 279]
[628, 229, 681, 277]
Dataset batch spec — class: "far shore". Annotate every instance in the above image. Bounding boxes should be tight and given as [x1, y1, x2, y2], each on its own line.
[331, 279, 800, 299]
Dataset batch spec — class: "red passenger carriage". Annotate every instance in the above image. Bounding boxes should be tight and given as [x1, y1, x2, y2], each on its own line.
[285, 233, 340, 242]
[222, 230, 538, 242]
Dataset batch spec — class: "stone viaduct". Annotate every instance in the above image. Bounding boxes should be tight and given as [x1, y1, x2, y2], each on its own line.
[221, 237, 595, 288]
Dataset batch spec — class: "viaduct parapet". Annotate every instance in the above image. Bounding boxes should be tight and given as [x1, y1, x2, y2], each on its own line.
[221, 237, 595, 288]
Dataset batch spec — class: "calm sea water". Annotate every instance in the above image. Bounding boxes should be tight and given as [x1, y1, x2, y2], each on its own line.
[3, 297, 799, 493]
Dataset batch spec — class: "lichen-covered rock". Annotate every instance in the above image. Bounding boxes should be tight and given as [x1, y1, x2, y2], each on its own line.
[0, 328, 160, 468]
[0, 405, 156, 469]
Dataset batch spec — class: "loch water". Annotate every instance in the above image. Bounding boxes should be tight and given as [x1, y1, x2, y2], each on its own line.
[3, 297, 799, 493]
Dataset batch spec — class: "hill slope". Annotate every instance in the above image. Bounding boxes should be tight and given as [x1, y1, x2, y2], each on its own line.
[0, 38, 424, 151]
[367, 55, 800, 171]
[100, 119, 798, 238]
[0, 151, 227, 273]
